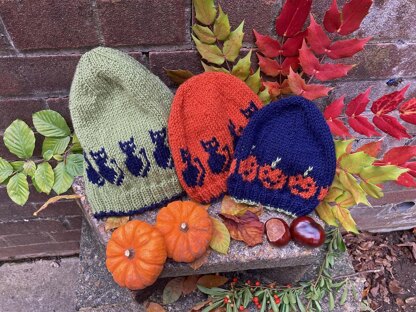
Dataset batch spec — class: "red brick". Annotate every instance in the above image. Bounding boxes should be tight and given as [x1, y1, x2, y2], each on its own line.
[0, 0, 99, 50]
[1, 232, 53, 247]
[46, 97, 71, 126]
[0, 241, 79, 261]
[0, 20, 13, 54]
[0, 98, 46, 129]
[0, 54, 80, 97]
[49, 230, 81, 243]
[97, 0, 189, 46]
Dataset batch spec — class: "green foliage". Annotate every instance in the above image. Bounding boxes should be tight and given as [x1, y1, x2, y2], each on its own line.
[0, 110, 83, 206]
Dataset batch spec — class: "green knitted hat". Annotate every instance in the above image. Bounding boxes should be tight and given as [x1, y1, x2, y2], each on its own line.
[69, 47, 184, 218]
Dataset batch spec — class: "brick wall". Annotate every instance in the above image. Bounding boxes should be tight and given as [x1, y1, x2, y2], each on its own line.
[0, 0, 415, 260]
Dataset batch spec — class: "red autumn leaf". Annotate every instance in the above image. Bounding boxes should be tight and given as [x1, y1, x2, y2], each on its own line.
[348, 115, 380, 137]
[306, 15, 331, 55]
[288, 67, 333, 100]
[396, 172, 416, 188]
[356, 140, 383, 157]
[327, 37, 371, 59]
[257, 53, 299, 76]
[327, 119, 351, 137]
[219, 211, 264, 247]
[263, 80, 291, 98]
[346, 87, 372, 116]
[283, 31, 306, 56]
[379, 146, 416, 165]
[253, 29, 281, 58]
[338, 0, 373, 35]
[299, 41, 354, 81]
[324, 96, 345, 119]
[323, 0, 341, 33]
[373, 115, 411, 139]
[399, 98, 416, 125]
[404, 162, 416, 177]
[371, 84, 410, 114]
[275, 0, 312, 37]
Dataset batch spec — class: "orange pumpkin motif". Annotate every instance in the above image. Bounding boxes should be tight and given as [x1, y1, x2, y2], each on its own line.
[258, 164, 287, 190]
[317, 186, 329, 201]
[156, 201, 213, 263]
[106, 220, 167, 290]
[238, 155, 259, 182]
[288, 175, 318, 199]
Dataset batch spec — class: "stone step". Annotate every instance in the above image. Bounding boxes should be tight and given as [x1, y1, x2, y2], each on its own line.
[77, 220, 363, 312]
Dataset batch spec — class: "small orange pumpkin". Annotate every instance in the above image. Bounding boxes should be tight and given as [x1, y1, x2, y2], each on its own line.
[258, 164, 287, 190]
[238, 155, 259, 182]
[156, 201, 213, 263]
[288, 174, 318, 199]
[106, 220, 167, 290]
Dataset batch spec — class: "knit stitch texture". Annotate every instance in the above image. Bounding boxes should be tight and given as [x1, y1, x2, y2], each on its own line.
[69, 47, 184, 218]
[168, 72, 262, 204]
[227, 96, 336, 216]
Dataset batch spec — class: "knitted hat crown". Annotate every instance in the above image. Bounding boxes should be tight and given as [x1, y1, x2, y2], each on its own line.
[70, 47, 184, 218]
[227, 96, 336, 216]
[168, 72, 262, 203]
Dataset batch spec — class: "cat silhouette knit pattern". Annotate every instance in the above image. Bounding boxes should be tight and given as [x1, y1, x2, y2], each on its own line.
[168, 72, 263, 204]
[227, 96, 336, 217]
[69, 47, 184, 218]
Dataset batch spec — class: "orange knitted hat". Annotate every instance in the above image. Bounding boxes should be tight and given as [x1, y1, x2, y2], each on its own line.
[168, 72, 263, 203]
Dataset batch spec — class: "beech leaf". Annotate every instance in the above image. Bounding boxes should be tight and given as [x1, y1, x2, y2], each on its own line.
[105, 216, 129, 231]
[332, 206, 359, 234]
[373, 115, 410, 139]
[288, 68, 333, 100]
[338, 0, 373, 36]
[219, 211, 264, 247]
[214, 6, 231, 40]
[0, 157, 13, 184]
[182, 275, 200, 295]
[197, 275, 228, 289]
[245, 68, 261, 94]
[145, 302, 166, 312]
[356, 141, 382, 157]
[192, 24, 216, 44]
[371, 84, 409, 114]
[231, 50, 252, 80]
[346, 87, 371, 116]
[7, 172, 29, 206]
[316, 201, 338, 227]
[220, 195, 263, 216]
[163, 277, 185, 304]
[223, 21, 244, 62]
[275, 0, 312, 37]
[348, 115, 380, 137]
[253, 29, 281, 58]
[34, 162, 54, 194]
[192, 35, 224, 65]
[399, 98, 416, 125]
[4, 120, 35, 160]
[209, 217, 230, 254]
[323, 0, 341, 33]
[193, 0, 216, 25]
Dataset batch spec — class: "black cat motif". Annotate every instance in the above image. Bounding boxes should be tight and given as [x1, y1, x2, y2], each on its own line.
[180, 148, 205, 187]
[200, 137, 231, 174]
[119, 137, 150, 178]
[89, 148, 124, 186]
[228, 120, 243, 149]
[240, 101, 259, 119]
[149, 128, 174, 169]
[83, 152, 105, 187]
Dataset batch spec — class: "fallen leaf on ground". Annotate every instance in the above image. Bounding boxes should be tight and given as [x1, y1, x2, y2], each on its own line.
[145, 302, 166, 312]
[182, 275, 200, 295]
[398, 242, 416, 261]
[189, 250, 211, 270]
[209, 217, 230, 254]
[220, 195, 263, 216]
[197, 275, 228, 288]
[190, 299, 212, 311]
[388, 280, 405, 295]
[162, 277, 185, 305]
[219, 211, 264, 246]
[104, 216, 129, 231]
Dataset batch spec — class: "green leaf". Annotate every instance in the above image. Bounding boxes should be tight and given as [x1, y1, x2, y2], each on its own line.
[332, 206, 359, 234]
[201, 61, 229, 73]
[11, 161, 24, 171]
[245, 68, 261, 94]
[0, 157, 13, 183]
[214, 5, 231, 40]
[270, 294, 279, 312]
[360, 165, 408, 184]
[34, 162, 54, 194]
[33, 110, 70, 138]
[338, 171, 370, 206]
[193, 0, 216, 25]
[297, 295, 306, 312]
[43, 150, 54, 161]
[23, 160, 36, 177]
[329, 292, 335, 311]
[7, 173, 29, 206]
[53, 154, 64, 161]
[339, 152, 376, 174]
[66, 154, 84, 177]
[258, 86, 271, 104]
[192, 24, 216, 44]
[192, 35, 225, 65]
[223, 21, 244, 62]
[70, 134, 83, 153]
[360, 181, 383, 198]
[209, 217, 230, 254]
[165, 69, 195, 85]
[260, 292, 267, 312]
[231, 50, 252, 80]
[340, 287, 348, 305]
[4, 120, 35, 159]
[316, 201, 338, 227]
[162, 277, 184, 305]
[52, 162, 74, 195]
[42, 136, 71, 156]
[242, 287, 253, 307]
[334, 139, 354, 160]
[201, 300, 222, 312]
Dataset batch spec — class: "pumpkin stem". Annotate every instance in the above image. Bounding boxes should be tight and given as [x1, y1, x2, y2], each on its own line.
[124, 249, 135, 259]
[180, 222, 189, 232]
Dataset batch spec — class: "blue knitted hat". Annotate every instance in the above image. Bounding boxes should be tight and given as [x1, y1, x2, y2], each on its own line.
[227, 96, 336, 216]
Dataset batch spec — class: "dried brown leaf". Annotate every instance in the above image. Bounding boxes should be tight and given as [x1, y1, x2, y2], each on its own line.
[182, 275, 200, 295]
[388, 280, 405, 295]
[220, 195, 263, 216]
[104, 216, 129, 231]
[189, 249, 211, 270]
[162, 277, 185, 305]
[145, 302, 166, 312]
[190, 299, 212, 311]
[197, 275, 228, 288]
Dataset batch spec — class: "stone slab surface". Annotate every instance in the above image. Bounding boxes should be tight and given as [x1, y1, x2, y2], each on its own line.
[73, 177, 322, 278]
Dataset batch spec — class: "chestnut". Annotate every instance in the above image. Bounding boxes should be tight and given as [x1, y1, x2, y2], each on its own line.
[265, 218, 291, 246]
[290, 216, 325, 247]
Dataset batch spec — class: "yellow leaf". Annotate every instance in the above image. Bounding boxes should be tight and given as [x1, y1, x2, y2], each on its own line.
[220, 195, 263, 216]
[192, 24, 216, 44]
[197, 275, 228, 288]
[338, 171, 370, 206]
[360, 165, 408, 184]
[193, 0, 216, 25]
[316, 202, 338, 227]
[146, 302, 166, 312]
[105, 216, 129, 231]
[339, 152, 376, 174]
[334, 190, 355, 208]
[201, 61, 229, 73]
[334, 139, 354, 160]
[258, 86, 271, 104]
[193, 35, 224, 65]
[231, 50, 252, 80]
[245, 68, 261, 93]
[214, 5, 231, 40]
[223, 21, 244, 62]
[325, 186, 344, 202]
[332, 206, 359, 234]
[165, 69, 194, 85]
[360, 181, 384, 199]
[209, 217, 230, 254]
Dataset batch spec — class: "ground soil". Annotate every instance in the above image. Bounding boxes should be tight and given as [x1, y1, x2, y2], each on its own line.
[344, 229, 416, 311]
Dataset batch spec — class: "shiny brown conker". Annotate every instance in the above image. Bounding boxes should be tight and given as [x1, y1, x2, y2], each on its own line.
[289, 216, 325, 247]
[265, 218, 291, 246]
